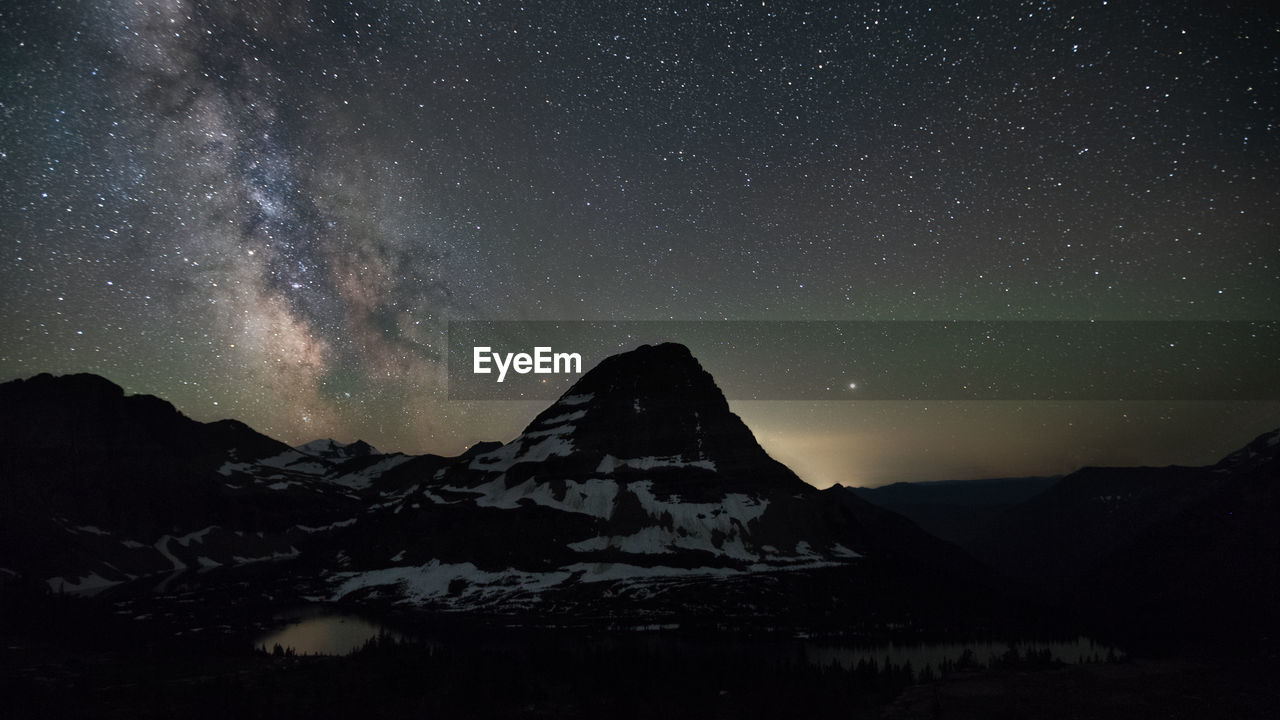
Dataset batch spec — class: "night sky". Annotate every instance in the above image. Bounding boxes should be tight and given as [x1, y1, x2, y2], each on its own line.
[2, 1, 1277, 487]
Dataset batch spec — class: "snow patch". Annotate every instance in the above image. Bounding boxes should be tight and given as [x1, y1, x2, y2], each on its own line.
[257, 450, 330, 475]
[295, 438, 378, 457]
[331, 560, 572, 605]
[829, 543, 862, 559]
[174, 525, 218, 546]
[629, 481, 768, 553]
[231, 547, 300, 564]
[419, 487, 453, 504]
[330, 555, 848, 608]
[568, 525, 758, 560]
[154, 535, 188, 571]
[468, 425, 576, 472]
[560, 481, 780, 560]
[296, 518, 358, 533]
[533, 409, 586, 428]
[46, 572, 122, 595]
[446, 477, 619, 519]
[595, 454, 717, 473]
[327, 454, 413, 490]
[217, 461, 251, 476]
[557, 393, 594, 406]
[568, 527, 676, 555]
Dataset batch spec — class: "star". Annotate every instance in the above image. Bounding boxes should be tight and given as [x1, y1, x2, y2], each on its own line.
[0, 0, 1274, 487]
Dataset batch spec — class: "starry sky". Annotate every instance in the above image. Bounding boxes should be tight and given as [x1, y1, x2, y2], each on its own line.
[1, 0, 1277, 487]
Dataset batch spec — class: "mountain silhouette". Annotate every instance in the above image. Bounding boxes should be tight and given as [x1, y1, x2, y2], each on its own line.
[0, 347, 1017, 630]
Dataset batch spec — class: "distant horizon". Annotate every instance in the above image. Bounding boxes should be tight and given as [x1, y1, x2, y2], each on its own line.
[5, 367, 1275, 490]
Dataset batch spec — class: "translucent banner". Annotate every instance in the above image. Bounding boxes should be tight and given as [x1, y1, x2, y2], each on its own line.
[446, 321, 1280, 401]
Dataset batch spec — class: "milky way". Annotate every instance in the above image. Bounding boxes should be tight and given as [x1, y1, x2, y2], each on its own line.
[2, 1, 1277, 485]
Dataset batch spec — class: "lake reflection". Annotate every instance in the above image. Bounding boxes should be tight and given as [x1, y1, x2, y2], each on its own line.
[803, 636, 1117, 673]
[256, 609, 1120, 673]
[255, 607, 402, 656]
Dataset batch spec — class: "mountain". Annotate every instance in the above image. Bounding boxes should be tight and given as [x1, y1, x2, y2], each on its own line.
[0, 373, 370, 594]
[849, 476, 1061, 545]
[969, 429, 1280, 650]
[295, 437, 378, 462]
[322, 343, 997, 623]
[1213, 427, 1280, 475]
[0, 346, 1008, 631]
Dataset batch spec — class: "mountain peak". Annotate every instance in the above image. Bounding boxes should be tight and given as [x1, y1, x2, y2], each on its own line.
[1, 371, 126, 401]
[546, 342, 712, 405]
[469, 342, 806, 493]
[519, 342, 731, 456]
[0, 372, 190, 452]
[295, 438, 378, 460]
[1213, 427, 1280, 474]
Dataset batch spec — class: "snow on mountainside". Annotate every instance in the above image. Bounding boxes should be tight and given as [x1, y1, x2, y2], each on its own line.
[0, 350, 996, 620]
[324, 344, 897, 609]
[1212, 428, 1280, 475]
[295, 438, 379, 461]
[219, 439, 413, 491]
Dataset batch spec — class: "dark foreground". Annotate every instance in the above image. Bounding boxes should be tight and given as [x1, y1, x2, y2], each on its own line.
[4, 589, 1279, 720]
[6, 633, 1279, 719]
[885, 656, 1280, 720]
[4, 634, 910, 720]
[0, 576, 1274, 717]
[0, 589, 920, 719]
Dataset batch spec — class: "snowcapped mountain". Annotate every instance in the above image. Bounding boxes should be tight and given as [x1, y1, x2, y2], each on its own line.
[396, 342, 818, 565]
[219, 437, 413, 491]
[1212, 428, 1280, 475]
[4, 355, 1274, 641]
[0, 347, 996, 625]
[295, 438, 379, 462]
[325, 343, 985, 615]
